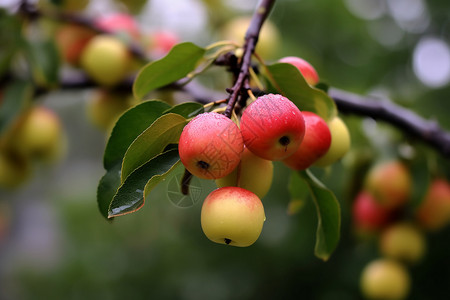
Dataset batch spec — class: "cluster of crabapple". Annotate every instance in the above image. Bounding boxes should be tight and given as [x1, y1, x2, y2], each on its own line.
[352, 160, 450, 299]
[0, 105, 66, 189]
[178, 57, 351, 246]
[54, 12, 179, 132]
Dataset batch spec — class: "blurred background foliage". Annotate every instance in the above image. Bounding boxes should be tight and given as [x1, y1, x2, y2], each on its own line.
[0, 0, 450, 299]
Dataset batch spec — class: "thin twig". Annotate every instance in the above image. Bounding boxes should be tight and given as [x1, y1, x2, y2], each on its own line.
[223, 0, 276, 118]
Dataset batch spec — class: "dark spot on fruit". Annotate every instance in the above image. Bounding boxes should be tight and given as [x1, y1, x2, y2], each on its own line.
[279, 136, 290, 147]
[196, 160, 210, 170]
[224, 238, 232, 245]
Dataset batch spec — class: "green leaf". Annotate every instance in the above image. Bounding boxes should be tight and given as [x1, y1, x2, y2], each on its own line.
[103, 100, 171, 170]
[133, 42, 206, 100]
[121, 113, 187, 182]
[163, 102, 204, 119]
[25, 39, 61, 88]
[0, 80, 33, 135]
[0, 11, 22, 77]
[287, 171, 309, 215]
[109, 148, 181, 218]
[97, 163, 122, 219]
[300, 170, 341, 261]
[265, 63, 337, 121]
[410, 156, 431, 210]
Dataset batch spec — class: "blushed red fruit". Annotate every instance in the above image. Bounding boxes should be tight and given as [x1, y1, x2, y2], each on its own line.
[148, 30, 180, 59]
[415, 179, 450, 231]
[352, 191, 392, 232]
[279, 56, 319, 86]
[282, 111, 331, 170]
[95, 13, 140, 40]
[364, 160, 411, 209]
[240, 94, 305, 161]
[201, 186, 265, 247]
[178, 112, 244, 180]
[56, 24, 95, 65]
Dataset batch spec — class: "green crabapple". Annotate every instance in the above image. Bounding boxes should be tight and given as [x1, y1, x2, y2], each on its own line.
[80, 35, 131, 87]
[215, 147, 273, 199]
[360, 258, 410, 300]
[379, 222, 426, 264]
[314, 116, 351, 167]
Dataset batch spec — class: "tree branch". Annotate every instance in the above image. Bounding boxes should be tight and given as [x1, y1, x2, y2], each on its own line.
[223, 0, 276, 118]
[329, 87, 450, 157]
[12, 0, 450, 158]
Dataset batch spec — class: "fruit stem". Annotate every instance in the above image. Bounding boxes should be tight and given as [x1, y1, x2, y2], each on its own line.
[181, 169, 193, 195]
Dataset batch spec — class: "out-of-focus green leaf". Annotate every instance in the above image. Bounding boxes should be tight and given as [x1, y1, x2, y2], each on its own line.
[265, 63, 337, 121]
[121, 113, 187, 182]
[0, 10, 22, 77]
[162, 102, 204, 119]
[103, 100, 171, 170]
[25, 39, 60, 88]
[287, 171, 309, 215]
[410, 155, 431, 209]
[300, 170, 341, 261]
[133, 42, 206, 100]
[0, 81, 33, 135]
[109, 148, 180, 218]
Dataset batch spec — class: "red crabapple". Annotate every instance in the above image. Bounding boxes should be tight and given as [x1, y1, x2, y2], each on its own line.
[279, 56, 320, 86]
[283, 111, 331, 170]
[240, 94, 305, 161]
[178, 112, 244, 180]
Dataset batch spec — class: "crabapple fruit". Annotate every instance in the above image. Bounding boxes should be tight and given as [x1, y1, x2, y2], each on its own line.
[221, 16, 280, 59]
[80, 35, 130, 86]
[86, 89, 138, 131]
[12, 106, 65, 163]
[240, 94, 305, 161]
[364, 160, 411, 209]
[201, 187, 265, 247]
[415, 178, 450, 231]
[282, 111, 331, 170]
[313, 116, 350, 167]
[360, 259, 410, 300]
[352, 191, 392, 233]
[148, 30, 180, 59]
[95, 13, 140, 41]
[178, 112, 244, 180]
[215, 147, 273, 199]
[279, 56, 320, 86]
[379, 222, 426, 264]
[55, 24, 95, 65]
